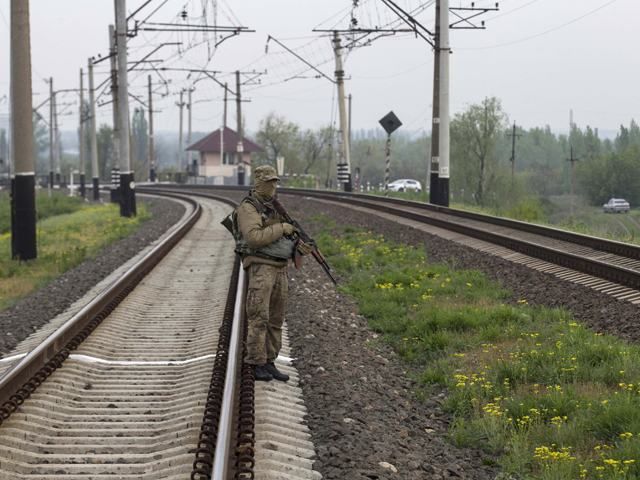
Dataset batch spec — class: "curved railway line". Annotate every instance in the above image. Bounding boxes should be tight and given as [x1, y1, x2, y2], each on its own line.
[1, 187, 639, 479]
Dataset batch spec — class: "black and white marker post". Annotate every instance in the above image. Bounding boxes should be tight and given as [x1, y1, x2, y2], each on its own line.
[115, 0, 136, 216]
[88, 57, 100, 201]
[79, 68, 86, 198]
[10, 0, 37, 260]
[379, 111, 402, 196]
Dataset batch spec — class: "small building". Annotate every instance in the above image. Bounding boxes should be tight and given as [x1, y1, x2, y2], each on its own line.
[186, 127, 261, 185]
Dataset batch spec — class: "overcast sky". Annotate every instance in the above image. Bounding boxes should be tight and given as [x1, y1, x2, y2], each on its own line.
[0, 0, 636, 138]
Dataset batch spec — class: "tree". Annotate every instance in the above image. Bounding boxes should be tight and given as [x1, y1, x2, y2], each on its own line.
[255, 113, 300, 172]
[450, 97, 507, 205]
[96, 124, 114, 181]
[299, 127, 332, 175]
[132, 107, 148, 180]
[32, 111, 49, 175]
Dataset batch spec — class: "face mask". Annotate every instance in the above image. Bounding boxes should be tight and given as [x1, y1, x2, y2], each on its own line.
[255, 180, 277, 200]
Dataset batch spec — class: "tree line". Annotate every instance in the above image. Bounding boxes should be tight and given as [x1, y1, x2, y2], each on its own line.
[7, 96, 639, 213]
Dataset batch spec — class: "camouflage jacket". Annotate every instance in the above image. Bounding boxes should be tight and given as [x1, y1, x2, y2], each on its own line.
[235, 193, 294, 268]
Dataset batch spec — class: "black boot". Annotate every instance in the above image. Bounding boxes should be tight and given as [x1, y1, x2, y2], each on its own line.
[265, 362, 289, 382]
[254, 364, 273, 382]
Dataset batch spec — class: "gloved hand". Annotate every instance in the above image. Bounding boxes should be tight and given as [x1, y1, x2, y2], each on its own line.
[296, 240, 314, 256]
[282, 223, 297, 236]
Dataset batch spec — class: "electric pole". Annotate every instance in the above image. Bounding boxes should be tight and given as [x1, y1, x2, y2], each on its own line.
[115, 0, 135, 216]
[88, 57, 99, 201]
[53, 88, 60, 187]
[10, 0, 37, 260]
[109, 24, 120, 202]
[507, 121, 522, 188]
[236, 70, 245, 185]
[567, 145, 579, 217]
[187, 87, 193, 175]
[178, 89, 184, 174]
[221, 84, 226, 169]
[223, 83, 228, 129]
[148, 75, 155, 182]
[332, 31, 352, 192]
[48, 77, 54, 190]
[429, 1, 441, 204]
[437, 0, 451, 207]
[79, 68, 86, 198]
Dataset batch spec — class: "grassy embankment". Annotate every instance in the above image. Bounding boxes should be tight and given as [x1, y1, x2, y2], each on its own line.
[0, 191, 149, 311]
[315, 217, 640, 479]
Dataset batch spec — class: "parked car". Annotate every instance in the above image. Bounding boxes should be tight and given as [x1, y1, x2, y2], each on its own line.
[387, 179, 422, 192]
[603, 198, 630, 213]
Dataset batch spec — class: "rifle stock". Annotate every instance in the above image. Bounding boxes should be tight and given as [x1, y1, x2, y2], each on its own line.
[272, 198, 338, 285]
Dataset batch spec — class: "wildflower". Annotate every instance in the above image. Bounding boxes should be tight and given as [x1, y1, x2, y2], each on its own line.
[619, 432, 633, 440]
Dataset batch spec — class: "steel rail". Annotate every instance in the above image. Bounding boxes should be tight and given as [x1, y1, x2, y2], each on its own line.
[149, 185, 640, 290]
[287, 189, 640, 290]
[0, 193, 201, 418]
[212, 266, 246, 480]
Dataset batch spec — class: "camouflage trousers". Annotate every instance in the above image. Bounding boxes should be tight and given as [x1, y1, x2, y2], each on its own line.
[245, 263, 288, 365]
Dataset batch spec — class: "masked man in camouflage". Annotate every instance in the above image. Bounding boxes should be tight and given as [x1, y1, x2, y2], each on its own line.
[235, 165, 313, 381]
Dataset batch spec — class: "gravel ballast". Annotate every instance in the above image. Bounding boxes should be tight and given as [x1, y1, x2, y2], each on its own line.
[280, 195, 640, 480]
[4, 190, 640, 479]
[0, 196, 185, 357]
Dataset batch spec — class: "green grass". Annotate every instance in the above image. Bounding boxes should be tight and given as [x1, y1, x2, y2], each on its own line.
[314, 219, 640, 479]
[452, 196, 640, 247]
[0, 202, 150, 311]
[0, 191, 87, 234]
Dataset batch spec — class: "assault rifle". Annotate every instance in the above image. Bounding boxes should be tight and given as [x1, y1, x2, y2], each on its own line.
[272, 197, 338, 285]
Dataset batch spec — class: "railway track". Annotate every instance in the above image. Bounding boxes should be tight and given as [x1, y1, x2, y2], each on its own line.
[0, 192, 320, 480]
[3, 186, 640, 479]
[163, 185, 640, 304]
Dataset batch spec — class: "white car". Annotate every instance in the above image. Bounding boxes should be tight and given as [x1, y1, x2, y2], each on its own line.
[603, 198, 630, 213]
[387, 179, 422, 192]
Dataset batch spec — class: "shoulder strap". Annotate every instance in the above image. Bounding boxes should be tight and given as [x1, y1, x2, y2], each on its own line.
[240, 195, 266, 215]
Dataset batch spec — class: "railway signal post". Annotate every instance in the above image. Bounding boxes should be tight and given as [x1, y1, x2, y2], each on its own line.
[379, 111, 403, 196]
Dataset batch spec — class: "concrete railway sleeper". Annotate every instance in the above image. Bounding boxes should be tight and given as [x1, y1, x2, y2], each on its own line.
[0, 194, 249, 478]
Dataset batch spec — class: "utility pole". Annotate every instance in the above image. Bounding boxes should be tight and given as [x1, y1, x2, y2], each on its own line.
[348, 93, 352, 147]
[223, 84, 228, 129]
[148, 75, 155, 182]
[177, 90, 184, 174]
[332, 31, 352, 192]
[507, 121, 522, 188]
[88, 57, 99, 201]
[566, 145, 579, 217]
[429, 1, 441, 204]
[220, 84, 226, 169]
[236, 70, 244, 185]
[53, 88, 60, 187]
[79, 68, 86, 198]
[48, 77, 54, 190]
[109, 24, 120, 202]
[187, 87, 193, 176]
[115, 0, 135, 216]
[10, 0, 37, 260]
[437, 0, 451, 207]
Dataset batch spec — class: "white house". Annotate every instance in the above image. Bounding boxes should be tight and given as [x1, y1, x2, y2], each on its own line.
[186, 127, 261, 185]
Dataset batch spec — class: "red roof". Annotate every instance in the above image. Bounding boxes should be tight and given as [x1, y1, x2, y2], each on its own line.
[186, 127, 262, 154]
